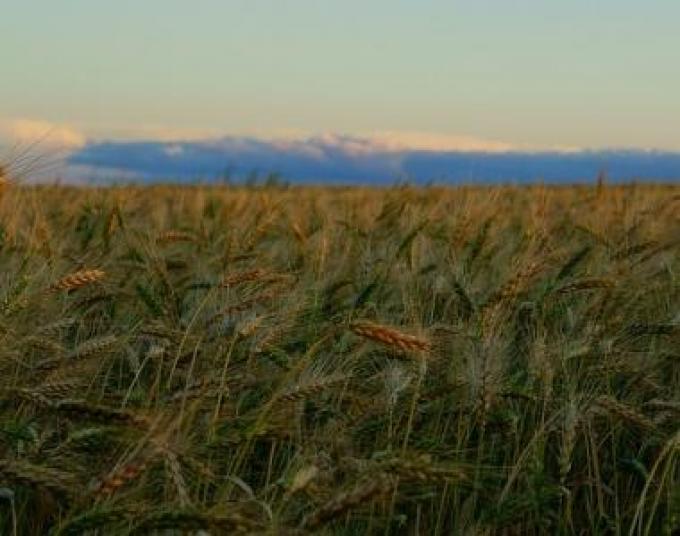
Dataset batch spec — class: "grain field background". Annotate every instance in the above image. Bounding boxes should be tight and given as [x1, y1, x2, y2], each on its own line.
[0, 180, 678, 534]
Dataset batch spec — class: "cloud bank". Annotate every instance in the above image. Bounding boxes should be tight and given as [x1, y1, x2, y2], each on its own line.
[0, 118, 86, 150]
[67, 132, 680, 184]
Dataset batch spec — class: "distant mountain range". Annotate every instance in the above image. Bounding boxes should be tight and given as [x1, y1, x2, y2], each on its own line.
[67, 134, 680, 184]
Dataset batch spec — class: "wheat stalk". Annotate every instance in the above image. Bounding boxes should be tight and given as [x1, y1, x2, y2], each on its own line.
[381, 455, 469, 484]
[287, 464, 320, 495]
[219, 268, 269, 287]
[555, 278, 615, 295]
[130, 509, 259, 534]
[69, 335, 118, 359]
[278, 374, 347, 403]
[594, 396, 655, 431]
[302, 473, 396, 529]
[559, 400, 580, 486]
[156, 230, 196, 244]
[0, 460, 77, 499]
[484, 261, 544, 309]
[36, 317, 77, 335]
[51, 399, 149, 426]
[92, 461, 148, 497]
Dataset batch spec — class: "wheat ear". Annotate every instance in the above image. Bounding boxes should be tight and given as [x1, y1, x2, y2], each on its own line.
[48, 269, 105, 292]
[350, 321, 431, 353]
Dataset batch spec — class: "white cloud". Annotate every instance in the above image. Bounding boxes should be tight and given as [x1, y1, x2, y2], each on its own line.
[163, 144, 185, 157]
[0, 118, 86, 149]
[230, 130, 521, 156]
[363, 130, 581, 153]
[366, 130, 516, 153]
[245, 129, 581, 154]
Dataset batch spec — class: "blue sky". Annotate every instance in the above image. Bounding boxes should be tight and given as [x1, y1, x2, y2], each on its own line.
[1, 1, 679, 182]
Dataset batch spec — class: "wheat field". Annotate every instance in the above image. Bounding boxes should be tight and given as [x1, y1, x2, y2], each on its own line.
[0, 181, 678, 534]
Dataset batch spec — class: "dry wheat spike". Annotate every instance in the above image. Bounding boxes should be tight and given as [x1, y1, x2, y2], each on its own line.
[156, 230, 197, 243]
[303, 473, 396, 529]
[48, 269, 106, 292]
[350, 321, 432, 353]
[219, 268, 269, 287]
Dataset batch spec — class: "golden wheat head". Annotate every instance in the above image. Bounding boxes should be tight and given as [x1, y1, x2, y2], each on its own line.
[350, 321, 432, 353]
[48, 269, 106, 292]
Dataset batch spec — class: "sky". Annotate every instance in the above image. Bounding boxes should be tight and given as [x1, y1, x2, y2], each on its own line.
[1, 1, 679, 183]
